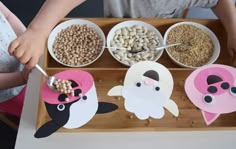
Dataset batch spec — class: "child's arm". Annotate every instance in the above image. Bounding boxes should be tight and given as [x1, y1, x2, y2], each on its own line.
[0, 69, 29, 89]
[0, 73, 25, 89]
[0, 1, 26, 35]
[212, 0, 236, 64]
[8, 0, 86, 69]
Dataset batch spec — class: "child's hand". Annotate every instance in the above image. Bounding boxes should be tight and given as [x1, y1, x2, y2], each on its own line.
[8, 28, 47, 69]
[227, 31, 236, 67]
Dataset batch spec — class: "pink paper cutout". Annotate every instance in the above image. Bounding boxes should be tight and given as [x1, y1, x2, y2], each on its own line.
[41, 70, 94, 104]
[202, 110, 220, 125]
[144, 77, 155, 86]
[194, 67, 234, 95]
[185, 64, 236, 125]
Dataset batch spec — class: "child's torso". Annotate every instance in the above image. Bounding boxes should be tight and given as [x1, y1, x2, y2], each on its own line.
[0, 11, 24, 102]
[0, 11, 22, 73]
[104, 0, 218, 18]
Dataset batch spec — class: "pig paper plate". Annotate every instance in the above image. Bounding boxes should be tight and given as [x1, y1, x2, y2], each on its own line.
[185, 64, 236, 125]
[35, 70, 118, 138]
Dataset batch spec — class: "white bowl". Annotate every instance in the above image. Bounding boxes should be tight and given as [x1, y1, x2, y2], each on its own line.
[47, 19, 106, 67]
[107, 20, 164, 67]
[163, 21, 220, 69]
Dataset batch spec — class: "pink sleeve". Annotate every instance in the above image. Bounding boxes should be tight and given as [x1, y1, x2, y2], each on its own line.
[0, 1, 26, 35]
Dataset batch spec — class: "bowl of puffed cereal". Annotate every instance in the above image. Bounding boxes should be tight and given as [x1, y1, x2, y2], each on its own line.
[163, 22, 220, 69]
[107, 20, 164, 66]
[47, 19, 106, 67]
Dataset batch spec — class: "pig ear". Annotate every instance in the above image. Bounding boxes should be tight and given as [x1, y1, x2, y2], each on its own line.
[96, 102, 118, 114]
[202, 110, 220, 125]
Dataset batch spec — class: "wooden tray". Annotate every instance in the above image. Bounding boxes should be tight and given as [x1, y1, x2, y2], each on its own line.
[36, 18, 236, 132]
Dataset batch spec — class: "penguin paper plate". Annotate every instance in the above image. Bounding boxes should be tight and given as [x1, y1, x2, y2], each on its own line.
[35, 69, 118, 138]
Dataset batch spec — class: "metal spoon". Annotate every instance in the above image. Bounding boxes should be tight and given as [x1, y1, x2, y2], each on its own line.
[129, 43, 182, 53]
[103, 46, 127, 50]
[35, 64, 59, 92]
[155, 43, 182, 51]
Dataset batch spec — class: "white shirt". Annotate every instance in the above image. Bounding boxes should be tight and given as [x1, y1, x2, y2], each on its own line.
[0, 11, 24, 102]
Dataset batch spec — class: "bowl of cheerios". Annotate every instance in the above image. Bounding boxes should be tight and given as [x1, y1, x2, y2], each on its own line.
[47, 19, 106, 67]
[163, 22, 220, 69]
[106, 20, 164, 66]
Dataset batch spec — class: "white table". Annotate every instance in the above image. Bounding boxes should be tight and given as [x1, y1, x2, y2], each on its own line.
[15, 58, 236, 149]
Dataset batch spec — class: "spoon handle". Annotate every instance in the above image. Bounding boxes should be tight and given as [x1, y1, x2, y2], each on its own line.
[103, 46, 127, 50]
[35, 64, 49, 78]
[156, 43, 182, 51]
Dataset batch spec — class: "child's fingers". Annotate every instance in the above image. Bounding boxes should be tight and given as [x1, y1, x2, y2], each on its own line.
[19, 52, 32, 65]
[14, 47, 25, 60]
[26, 56, 40, 69]
[8, 39, 20, 55]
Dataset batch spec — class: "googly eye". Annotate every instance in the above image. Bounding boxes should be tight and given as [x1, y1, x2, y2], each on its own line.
[73, 88, 82, 97]
[221, 82, 230, 90]
[136, 82, 142, 87]
[230, 87, 236, 96]
[57, 104, 65, 111]
[203, 94, 214, 104]
[154, 86, 160, 91]
[82, 96, 87, 100]
[207, 86, 217, 94]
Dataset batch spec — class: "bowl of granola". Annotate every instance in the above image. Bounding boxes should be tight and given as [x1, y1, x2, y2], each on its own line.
[163, 22, 220, 69]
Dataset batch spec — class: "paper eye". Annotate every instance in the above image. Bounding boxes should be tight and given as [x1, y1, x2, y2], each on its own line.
[221, 82, 230, 90]
[207, 86, 217, 94]
[230, 87, 236, 96]
[203, 94, 215, 104]
[136, 81, 142, 87]
[154, 86, 160, 91]
[68, 80, 79, 88]
[58, 94, 68, 102]
[74, 88, 82, 97]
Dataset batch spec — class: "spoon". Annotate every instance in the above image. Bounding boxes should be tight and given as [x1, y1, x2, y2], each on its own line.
[129, 43, 182, 53]
[35, 64, 59, 92]
[155, 43, 182, 51]
[103, 46, 127, 50]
